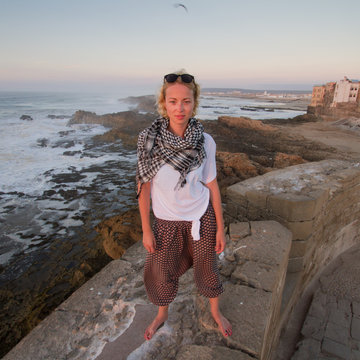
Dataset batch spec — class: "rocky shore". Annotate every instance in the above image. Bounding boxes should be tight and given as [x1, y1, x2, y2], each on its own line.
[1, 98, 358, 357]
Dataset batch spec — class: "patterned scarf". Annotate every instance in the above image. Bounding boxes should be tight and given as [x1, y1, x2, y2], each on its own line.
[136, 117, 205, 196]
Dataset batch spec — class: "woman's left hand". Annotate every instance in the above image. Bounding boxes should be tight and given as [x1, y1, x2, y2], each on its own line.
[215, 229, 226, 254]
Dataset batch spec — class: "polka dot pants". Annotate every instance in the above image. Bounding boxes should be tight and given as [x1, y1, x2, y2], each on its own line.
[144, 203, 224, 306]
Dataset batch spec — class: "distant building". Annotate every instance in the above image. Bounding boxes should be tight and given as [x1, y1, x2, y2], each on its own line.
[308, 76, 360, 119]
[309, 82, 336, 107]
[309, 77, 359, 107]
[310, 86, 325, 106]
[331, 76, 360, 106]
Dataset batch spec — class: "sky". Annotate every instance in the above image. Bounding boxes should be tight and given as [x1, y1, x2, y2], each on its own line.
[0, 0, 359, 93]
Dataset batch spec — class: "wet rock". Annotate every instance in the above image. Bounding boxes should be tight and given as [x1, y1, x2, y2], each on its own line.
[68, 110, 155, 150]
[93, 129, 138, 149]
[58, 189, 79, 200]
[52, 139, 76, 149]
[51, 172, 86, 184]
[36, 138, 49, 147]
[68, 110, 153, 132]
[95, 208, 142, 259]
[47, 115, 71, 119]
[58, 130, 76, 137]
[63, 150, 82, 156]
[20, 115, 33, 121]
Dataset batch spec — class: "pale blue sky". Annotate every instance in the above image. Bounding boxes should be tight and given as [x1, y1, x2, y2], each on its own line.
[1, 0, 359, 93]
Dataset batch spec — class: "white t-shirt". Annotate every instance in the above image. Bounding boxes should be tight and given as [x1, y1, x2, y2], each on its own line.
[151, 133, 216, 240]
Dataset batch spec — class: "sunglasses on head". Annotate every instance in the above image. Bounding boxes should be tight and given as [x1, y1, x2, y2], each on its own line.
[164, 73, 194, 83]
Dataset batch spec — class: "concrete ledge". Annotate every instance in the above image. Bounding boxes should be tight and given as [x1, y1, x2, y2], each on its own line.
[4, 220, 292, 360]
[3, 259, 143, 360]
[225, 159, 360, 359]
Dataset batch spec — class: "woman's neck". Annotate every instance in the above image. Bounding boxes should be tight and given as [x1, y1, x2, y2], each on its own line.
[167, 122, 188, 138]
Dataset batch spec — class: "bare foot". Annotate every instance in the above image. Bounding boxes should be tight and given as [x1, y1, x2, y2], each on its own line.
[211, 311, 232, 337]
[144, 312, 168, 340]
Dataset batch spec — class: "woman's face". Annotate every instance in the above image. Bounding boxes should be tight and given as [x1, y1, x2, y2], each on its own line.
[165, 83, 194, 130]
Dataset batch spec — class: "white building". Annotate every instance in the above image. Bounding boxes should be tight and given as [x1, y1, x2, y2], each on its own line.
[331, 76, 360, 106]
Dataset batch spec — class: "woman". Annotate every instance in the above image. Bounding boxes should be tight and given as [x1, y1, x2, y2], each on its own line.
[136, 71, 232, 340]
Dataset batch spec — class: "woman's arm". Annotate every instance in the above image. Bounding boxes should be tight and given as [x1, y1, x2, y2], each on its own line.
[138, 182, 156, 253]
[205, 178, 226, 254]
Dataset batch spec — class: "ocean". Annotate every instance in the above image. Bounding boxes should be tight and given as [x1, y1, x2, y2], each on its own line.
[0, 91, 135, 265]
[0, 89, 306, 356]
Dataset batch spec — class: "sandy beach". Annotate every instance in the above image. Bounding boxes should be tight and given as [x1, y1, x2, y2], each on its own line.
[283, 121, 360, 158]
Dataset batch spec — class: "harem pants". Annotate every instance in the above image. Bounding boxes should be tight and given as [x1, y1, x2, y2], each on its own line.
[144, 203, 224, 306]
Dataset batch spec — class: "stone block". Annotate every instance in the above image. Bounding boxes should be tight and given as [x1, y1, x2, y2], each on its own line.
[324, 321, 349, 346]
[245, 190, 268, 209]
[352, 302, 360, 316]
[229, 222, 250, 241]
[336, 168, 360, 183]
[282, 220, 313, 241]
[351, 316, 360, 341]
[231, 261, 279, 292]
[308, 189, 329, 216]
[352, 349, 360, 359]
[233, 221, 292, 266]
[291, 338, 321, 360]
[328, 308, 352, 329]
[247, 204, 265, 221]
[225, 201, 239, 219]
[219, 283, 272, 358]
[289, 240, 308, 258]
[322, 338, 351, 359]
[301, 315, 325, 341]
[308, 289, 327, 319]
[337, 299, 352, 317]
[267, 193, 318, 222]
[175, 345, 253, 360]
[226, 184, 249, 208]
[287, 257, 303, 273]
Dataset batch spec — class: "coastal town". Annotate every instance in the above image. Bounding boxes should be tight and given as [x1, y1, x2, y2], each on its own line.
[308, 76, 360, 119]
[310, 76, 360, 107]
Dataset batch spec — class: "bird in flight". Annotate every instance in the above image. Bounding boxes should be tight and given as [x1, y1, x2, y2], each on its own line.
[173, 3, 188, 12]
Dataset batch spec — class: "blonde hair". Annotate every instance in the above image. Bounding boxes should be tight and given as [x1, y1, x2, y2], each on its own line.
[157, 69, 200, 118]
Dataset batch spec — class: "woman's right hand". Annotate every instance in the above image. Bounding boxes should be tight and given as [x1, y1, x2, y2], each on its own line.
[142, 230, 156, 253]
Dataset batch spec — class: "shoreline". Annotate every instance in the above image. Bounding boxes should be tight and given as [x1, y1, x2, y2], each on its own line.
[202, 91, 311, 112]
[1, 104, 360, 357]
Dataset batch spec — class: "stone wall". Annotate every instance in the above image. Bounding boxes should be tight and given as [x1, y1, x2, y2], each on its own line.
[225, 159, 360, 358]
[225, 221, 292, 359]
[308, 102, 360, 120]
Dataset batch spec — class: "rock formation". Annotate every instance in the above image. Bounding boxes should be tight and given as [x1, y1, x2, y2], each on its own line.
[95, 208, 142, 259]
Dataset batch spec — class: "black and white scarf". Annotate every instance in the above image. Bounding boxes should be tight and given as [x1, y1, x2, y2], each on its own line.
[136, 117, 206, 196]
